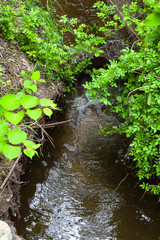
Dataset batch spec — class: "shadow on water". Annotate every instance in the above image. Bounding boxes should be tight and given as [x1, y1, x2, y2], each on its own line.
[12, 83, 160, 240]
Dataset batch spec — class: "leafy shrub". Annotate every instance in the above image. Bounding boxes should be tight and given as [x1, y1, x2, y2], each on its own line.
[85, 0, 160, 195]
[0, 0, 105, 84]
[0, 70, 59, 160]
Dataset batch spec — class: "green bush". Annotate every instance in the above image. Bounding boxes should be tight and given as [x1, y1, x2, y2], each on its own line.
[0, 0, 105, 83]
[85, 0, 160, 195]
[0, 70, 59, 160]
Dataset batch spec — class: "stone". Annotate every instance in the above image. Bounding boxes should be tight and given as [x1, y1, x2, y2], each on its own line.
[0, 220, 12, 240]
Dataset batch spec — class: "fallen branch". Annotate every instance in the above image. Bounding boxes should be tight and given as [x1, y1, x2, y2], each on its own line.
[127, 86, 149, 105]
[114, 173, 130, 192]
[32, 119, 74, 129]
[0, 152, 23, 191]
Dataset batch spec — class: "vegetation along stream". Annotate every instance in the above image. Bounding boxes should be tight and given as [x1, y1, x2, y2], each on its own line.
[6, 0, 160, 239]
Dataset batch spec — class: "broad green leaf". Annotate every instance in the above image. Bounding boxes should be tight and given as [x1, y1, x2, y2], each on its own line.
[4, 110, 25, 125]
[23, 81, 37, 93]
[23, 80, 33, 89]
[0, 141, 6, 152]
[0, 94, 21, 110]
[0, 120, 9, 137]
[30, 84, 37, 93]
[23, 148, 36, 159]
[43, 108, 53, 118]
[21, 95, 39, 109]
[16, 90, 26, 98]
[23, 140, 36, 148]
[3, 144, 21, 160]
[0, 136, 7, 142]
[39, 98, 53, 107]
[0, 105, 7, 117]
[145, 13, 160, 26]
[27, 108, 42, 121]
[31, 71, 40, 81]
[7, 129, 27, 145]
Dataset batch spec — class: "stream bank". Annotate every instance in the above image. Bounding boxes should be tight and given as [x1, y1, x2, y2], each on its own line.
[0, 34, 61, 230]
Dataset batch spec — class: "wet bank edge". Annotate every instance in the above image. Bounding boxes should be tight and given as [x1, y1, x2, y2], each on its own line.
[0, 34, 63, 239]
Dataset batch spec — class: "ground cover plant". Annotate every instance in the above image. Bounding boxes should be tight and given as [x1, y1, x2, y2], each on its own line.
[85, 0, 160, 195]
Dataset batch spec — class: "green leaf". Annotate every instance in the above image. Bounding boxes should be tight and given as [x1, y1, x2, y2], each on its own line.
[38, 79, 46, 83]
[7, 129, 27, 145]
[145, 13, 160, 26]
[23, 81, 37, 93]
[32, 144, 41, 149]
[0, 94, 21, 110]
[21, 71, 25, 77]
[4, 110, 25, 125]
[0, 141, 6, 152]
[50, 103, 61, 111]
[16, 90, 26, 99]
[31, 71, 40, 81]
[30, 84, 37, 93]
[26, 108, 42, 121]
[0, 120, 9, 137]
[95, 51, 100, 57]
[39, 98, 53, 107]
[0, 105, 7, 117]
[21, 95, 39, 109]
[43, 108, 53, 118]
[23, 140, 41, 150]
[23, 140, 36, 148]
[3, 144, 21, 160]
[147, 92, 152, 106]
[23, 148, 37, 159]
[23, 80, 33, 89]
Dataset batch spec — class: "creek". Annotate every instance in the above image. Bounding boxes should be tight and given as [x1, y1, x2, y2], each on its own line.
[13, 1, 160, 239]
[13, 83, 160, 240]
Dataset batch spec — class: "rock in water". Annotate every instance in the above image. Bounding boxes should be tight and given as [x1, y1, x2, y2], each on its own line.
[0, 220, 12, 240]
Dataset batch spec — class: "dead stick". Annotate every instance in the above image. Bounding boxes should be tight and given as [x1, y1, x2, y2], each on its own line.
[106, 0, 141, 41]
[0, 152, 22, 191]
[114, 173, 130, 192]
[32, 119, 74, 129]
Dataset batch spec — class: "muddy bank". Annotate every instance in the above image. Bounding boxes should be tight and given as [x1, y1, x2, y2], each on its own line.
[0, 34, 61, 229]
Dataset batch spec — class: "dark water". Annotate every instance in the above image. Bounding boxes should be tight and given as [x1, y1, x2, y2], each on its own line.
[13, 85, 160, 240]
[13, 1, 160, 239]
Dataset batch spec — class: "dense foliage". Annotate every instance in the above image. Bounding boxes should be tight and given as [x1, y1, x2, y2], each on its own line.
[0, 0, 104, 84]
[85, 0, 160, 194]
[0, 70, 59, 160]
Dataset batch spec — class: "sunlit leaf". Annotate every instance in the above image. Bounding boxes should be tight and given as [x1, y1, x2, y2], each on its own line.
[3, 144, 21, 160]
[0, 120, 9, 137]
[21, 95, 39, 109]
[4, 110, 25, 125]
[0, 94, 21, 110]
[26, 108, 42, 121]
[7, 129, 27, 145]
[31, 71, 40, 81]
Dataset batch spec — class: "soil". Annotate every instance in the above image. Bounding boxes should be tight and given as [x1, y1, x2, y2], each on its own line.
[0, 34, 62, 230]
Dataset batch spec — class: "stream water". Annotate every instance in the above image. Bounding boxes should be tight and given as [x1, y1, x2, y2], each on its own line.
[13, 1, 160, 239]
[14, 84, 160, 240]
